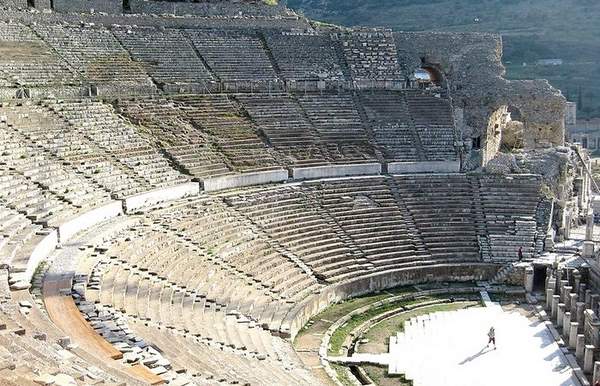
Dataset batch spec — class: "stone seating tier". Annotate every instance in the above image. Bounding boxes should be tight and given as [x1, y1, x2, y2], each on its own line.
[33, 24, 154, 87]
[405, 92, 457, 161]
[113, 27, 214, 86]
[173, 94, 282, 173]
[265, 32, 347, 82]
[0, 22, 80, 88]
[185, 30, 279, 83]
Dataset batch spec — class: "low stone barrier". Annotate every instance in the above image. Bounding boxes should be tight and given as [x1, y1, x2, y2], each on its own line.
[282, 262, 498, 339]
[203, 170, 288, 192]
[10, 230, 59, 289]
[292, 163, 382, 180]
[124, 182, 200, 213]
[58, 201, 123, 243]
[388, 161, 460, 174]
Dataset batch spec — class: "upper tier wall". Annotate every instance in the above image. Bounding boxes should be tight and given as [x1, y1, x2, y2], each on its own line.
[394, 31, 566, 155]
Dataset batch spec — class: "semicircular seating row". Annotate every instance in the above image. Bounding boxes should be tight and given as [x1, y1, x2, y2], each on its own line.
[0, 171, 546, 384]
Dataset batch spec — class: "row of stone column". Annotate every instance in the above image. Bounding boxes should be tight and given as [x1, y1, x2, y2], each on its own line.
[546, 266, 600, 382]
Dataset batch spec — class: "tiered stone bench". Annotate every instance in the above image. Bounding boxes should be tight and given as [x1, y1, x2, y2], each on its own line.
[33, 23, 155, 94]
[114, 26, 215, 91]
[265, 32, 346, 83]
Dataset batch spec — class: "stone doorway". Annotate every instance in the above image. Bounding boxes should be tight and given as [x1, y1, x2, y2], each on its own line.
[533, 266, 547, 292]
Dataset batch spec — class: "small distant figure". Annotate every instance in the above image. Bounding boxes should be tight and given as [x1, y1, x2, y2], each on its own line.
[487, 327, 496, 349]
[594, 380, 600, 386]
[518, 246, 523, 261]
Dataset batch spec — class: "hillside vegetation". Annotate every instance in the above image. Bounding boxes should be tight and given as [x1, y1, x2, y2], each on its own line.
[287, 0, 600, 118]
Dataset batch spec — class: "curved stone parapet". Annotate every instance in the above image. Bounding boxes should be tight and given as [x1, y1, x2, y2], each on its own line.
[292, 163, 382, 180]
[388, 161, 460, 174]
[124, 182, 201, 213]
[282, 262, 499, 339]
[203, 169, 289, 192]
[58, 201, 123, 243]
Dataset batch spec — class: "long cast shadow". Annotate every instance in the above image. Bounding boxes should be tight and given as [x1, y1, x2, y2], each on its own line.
[458, 345, 494, 365]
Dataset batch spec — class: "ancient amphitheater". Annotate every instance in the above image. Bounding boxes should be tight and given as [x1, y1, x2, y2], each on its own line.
[0, 0, 597, 385]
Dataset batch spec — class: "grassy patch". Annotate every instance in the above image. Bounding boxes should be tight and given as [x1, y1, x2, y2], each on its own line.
[363, 365, 413, 386]
[328, 295, 430, 355]
[363, 301, 480, 347]
[328, 294, 480, 355]
[294, 285, 416, 344]
[331, 364, 355, 386]
[356, 301, 479, 385]
[488, 292, 526, 303]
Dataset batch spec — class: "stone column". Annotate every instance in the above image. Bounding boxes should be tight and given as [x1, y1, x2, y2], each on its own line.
[546, 268, 553, 290]
[570, 322, 579, 349]
[552, 295, 560, 319]
[560, 280, 570, 303]
[574, 269, 582, 294]
[545, 234, 555, 251]
[580, 284, 587, 302]
[585, 309, 600, 348]
[570, 293, 579, 315]
[586, 290, 592, 308]
[577, 302, 586, 326]
[563, 312, 572, 337]
[577, 335, 586, 362]
[557, 304, 566, 327]
[525, 266, 534, 293]
[592, 294, 600, 314]
[594, 361, 600, 384]
[564, 286, 573, 309]
[546, 288, 554, 310]
[584, 241, 595, 258]
[584, 345, 596, 374]
[584, 208, 595, 258]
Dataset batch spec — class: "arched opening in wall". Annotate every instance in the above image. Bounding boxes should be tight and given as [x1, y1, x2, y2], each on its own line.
[421, 66, 443, 85]
[500, 105, 525, 152]
[123, 0, 131, 12]
[27, 0, 34, 7]
[412, 59, 446, 90]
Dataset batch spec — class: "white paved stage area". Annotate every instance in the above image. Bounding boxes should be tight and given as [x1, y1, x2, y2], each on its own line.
[388, 295, 580, 386]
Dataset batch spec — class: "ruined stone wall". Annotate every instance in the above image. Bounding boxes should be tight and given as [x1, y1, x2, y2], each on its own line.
[483, 106, 507, 165]
[129, 0, 288, 16]
[394, 32, 566, 166]
[33, 0, 51, 10]
[498, 265, 526, 287]
[53, 0, 123, 14]
[1, 0, 28, 9]
[0, 7, 309, 30]
[515, 145, 587, 238]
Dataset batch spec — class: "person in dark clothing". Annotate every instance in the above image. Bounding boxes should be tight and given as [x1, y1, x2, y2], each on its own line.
[518, 246, 523, 261]
[487, 326, 496, 349]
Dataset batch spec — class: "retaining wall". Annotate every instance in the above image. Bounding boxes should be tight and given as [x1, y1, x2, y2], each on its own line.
[58, 201, 123, 243]
[292, 163, 382, 180]
[282, 263, 498, 339]
[22, 230, 59, 285]
[388, 161, 461, 174]
[124, 182, 200, 213]
[203, 170, 288, 192]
